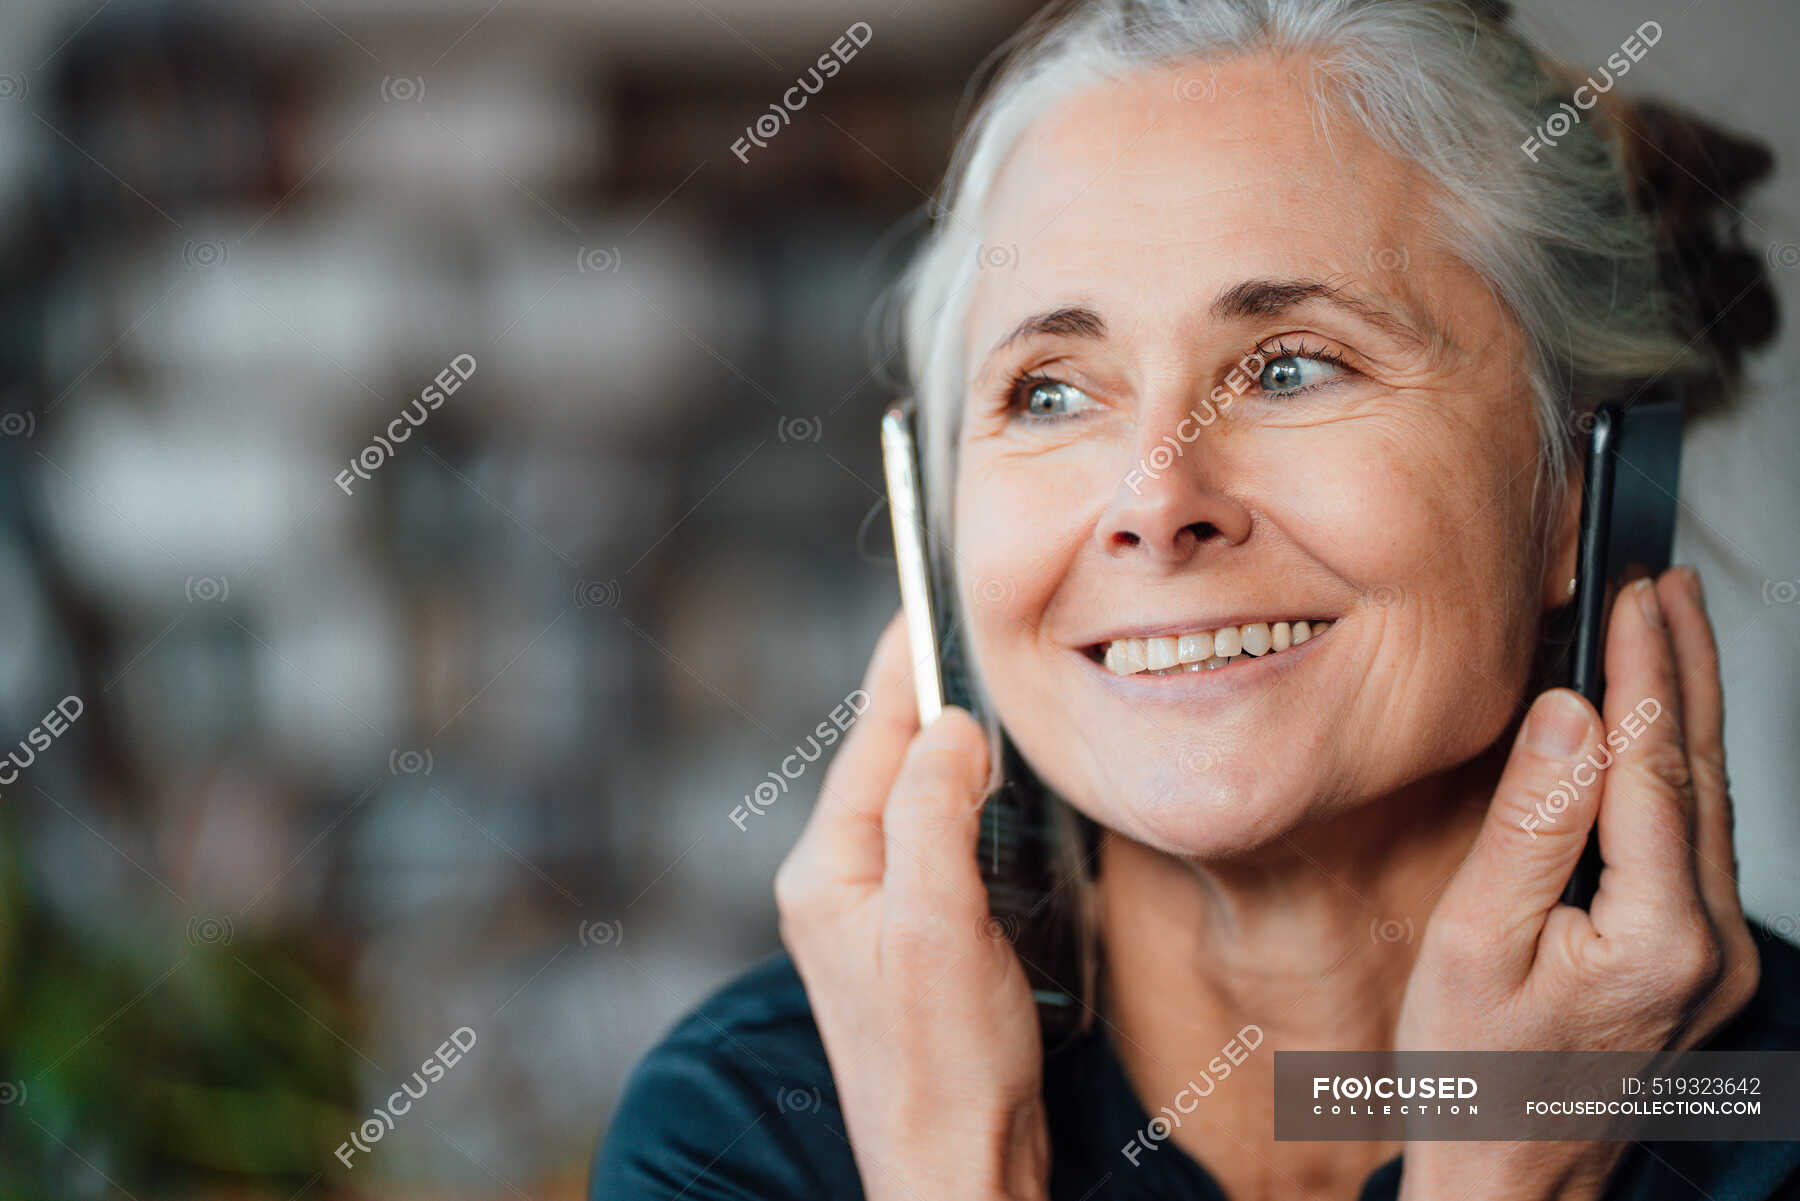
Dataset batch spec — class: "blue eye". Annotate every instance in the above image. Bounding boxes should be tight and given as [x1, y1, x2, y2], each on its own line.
[1013, 375, 1096, 420]
[1258, 353, 1343, 396]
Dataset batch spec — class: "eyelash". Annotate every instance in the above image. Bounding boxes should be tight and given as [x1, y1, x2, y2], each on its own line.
[1001, 336, 1355, 417]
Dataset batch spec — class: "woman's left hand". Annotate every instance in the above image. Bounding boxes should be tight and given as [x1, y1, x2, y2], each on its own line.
[1394, 567, 1761, 1201]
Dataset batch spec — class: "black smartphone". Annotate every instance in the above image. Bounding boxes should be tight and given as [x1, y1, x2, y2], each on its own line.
[880, 400, 1087, 1042]
[1560, 389, 1684, 907]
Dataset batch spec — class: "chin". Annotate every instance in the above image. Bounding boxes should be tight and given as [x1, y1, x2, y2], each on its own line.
[1061, 758, 1320, 862]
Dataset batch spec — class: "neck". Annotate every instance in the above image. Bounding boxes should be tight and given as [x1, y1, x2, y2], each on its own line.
[1093, 744, 1504, 1199]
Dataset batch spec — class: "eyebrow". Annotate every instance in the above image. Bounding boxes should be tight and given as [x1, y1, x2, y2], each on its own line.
[1209, 277, 1433, 349]
[980, 275, 1435, 371]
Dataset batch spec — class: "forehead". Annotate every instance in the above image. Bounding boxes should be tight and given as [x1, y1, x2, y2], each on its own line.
[967, 54, 1445, 358]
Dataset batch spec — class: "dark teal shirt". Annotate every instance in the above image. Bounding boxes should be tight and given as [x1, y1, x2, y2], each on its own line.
[593, 922, 1800, 1199]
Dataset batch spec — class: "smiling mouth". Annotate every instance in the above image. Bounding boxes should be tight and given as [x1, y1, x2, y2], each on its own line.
[1090, 619, 1332, 677]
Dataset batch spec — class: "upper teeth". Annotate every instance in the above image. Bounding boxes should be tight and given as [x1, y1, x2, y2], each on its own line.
[1101, 620, 1329, 676]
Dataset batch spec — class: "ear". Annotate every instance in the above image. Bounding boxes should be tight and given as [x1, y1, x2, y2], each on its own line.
[1540, 464, 1584, 613]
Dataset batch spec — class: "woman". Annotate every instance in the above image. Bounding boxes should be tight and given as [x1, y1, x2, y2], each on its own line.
[596, 1, 1794, 1197]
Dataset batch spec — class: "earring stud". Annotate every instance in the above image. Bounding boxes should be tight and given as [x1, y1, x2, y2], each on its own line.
[1567, 576, 1578, 598]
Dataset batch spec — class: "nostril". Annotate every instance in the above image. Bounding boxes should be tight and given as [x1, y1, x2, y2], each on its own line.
[1113, 531, 1141, 547]
[1174, 521, 1219, 549]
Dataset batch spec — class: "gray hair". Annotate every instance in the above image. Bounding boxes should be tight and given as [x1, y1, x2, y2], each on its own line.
[892, 0, 1704, 545]
[875, 0, 1718, 1027]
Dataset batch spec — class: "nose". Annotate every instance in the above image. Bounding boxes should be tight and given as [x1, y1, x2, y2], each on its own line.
[1094, 423, 1252, 564]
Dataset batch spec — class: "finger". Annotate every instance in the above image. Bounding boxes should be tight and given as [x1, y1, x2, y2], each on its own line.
[790, 612, 920, 884]
[1433, 687, 1605, 984]
[1657, 568, 1743, 923]
[881, 706, 992, 923]
[1589, 576, 1705, 932]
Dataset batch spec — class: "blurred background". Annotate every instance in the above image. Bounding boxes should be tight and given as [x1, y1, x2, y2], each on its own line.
[0, 1, 1794, 1198]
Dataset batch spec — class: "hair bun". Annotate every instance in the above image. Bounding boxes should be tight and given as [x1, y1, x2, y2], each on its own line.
[1614, 97, 1780, 399]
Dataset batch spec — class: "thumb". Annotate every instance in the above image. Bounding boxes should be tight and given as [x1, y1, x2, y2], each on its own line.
[1433, 688, 1604, 986]
[881, 706, 994, 925]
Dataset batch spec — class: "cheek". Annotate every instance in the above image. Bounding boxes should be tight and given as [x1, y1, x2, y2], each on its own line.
[1272, 413, 1541, 757]
[952, 454, 1094, 660]
[1270, 407, 1535, 600]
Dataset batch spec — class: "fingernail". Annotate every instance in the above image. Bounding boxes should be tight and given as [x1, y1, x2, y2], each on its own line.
[1675, 564, 1704, 604]
[1634, 577, 1664, 628]
[1526, 689, 1591, 757]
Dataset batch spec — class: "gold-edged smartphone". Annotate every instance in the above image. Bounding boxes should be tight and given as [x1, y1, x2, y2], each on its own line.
[880, 399, 1085, 1041]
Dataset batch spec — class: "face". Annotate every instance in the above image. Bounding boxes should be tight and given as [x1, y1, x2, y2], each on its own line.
[953, 54, 1579, 860]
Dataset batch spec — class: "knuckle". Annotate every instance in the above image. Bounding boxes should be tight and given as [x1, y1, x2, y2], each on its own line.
[1637, 740, 1695, 799]
[772, 856, 823, 918]
[886, 777, 966, 824]
[888, 759, 983, 823]
[1690, 741, 1729, 797]
[1654, 918, 1724, 997]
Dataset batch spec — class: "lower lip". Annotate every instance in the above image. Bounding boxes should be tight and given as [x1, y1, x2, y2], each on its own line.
[1077, 624, 1332, 698]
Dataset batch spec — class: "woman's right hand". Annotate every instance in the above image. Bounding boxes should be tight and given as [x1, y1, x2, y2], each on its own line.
[774, 612, 1049, 1201]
